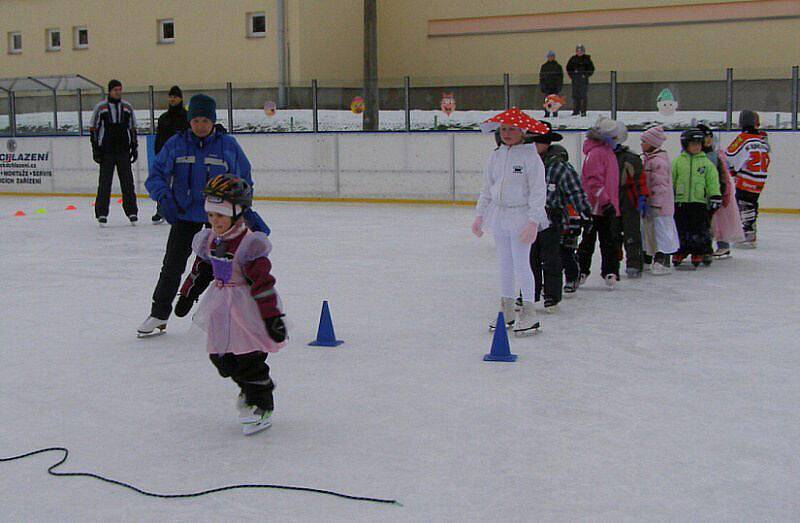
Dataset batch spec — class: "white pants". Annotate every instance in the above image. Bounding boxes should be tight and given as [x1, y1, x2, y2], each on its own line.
[642, 215, 680, 255]
[491, 209, 534, 302]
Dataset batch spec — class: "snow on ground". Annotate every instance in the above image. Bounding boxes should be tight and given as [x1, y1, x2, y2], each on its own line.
[0, 196, 798, 521]
[0, 108, 795, 135]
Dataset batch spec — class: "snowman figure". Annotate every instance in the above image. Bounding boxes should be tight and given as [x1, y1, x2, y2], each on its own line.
[657, 88, 678, 117]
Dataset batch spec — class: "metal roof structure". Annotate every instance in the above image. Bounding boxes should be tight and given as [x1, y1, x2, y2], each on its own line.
[0, 74, 103, 94]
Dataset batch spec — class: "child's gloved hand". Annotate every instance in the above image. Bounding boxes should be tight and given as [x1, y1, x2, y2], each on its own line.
[471, 216, 484, 238]
[637, 195, 647, 217]
[264, 315, 286, 343]
[519, 221, 538, 244]
[707, 195, 723, 213]
[174, 295, 195, 317]
[601, 203, 616, 217]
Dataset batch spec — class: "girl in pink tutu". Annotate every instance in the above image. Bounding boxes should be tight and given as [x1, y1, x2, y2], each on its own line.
[175, 174, 286, 435]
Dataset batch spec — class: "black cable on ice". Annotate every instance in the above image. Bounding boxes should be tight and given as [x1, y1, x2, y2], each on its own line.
[1, 447, 401, 506]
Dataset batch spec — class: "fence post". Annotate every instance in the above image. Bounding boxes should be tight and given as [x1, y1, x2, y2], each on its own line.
[404, 76, 411, 132]
[52, 89, 58, 133]
[725, 68, 734, 130]
[226, 82, 234, 132]
[792, 65, 799, 131]
[9, 92, 16, 137]
[77, 88, 84, 136]
[610, 71, 618, 120]
[312, 79, 318, 133]
[503, 73, 510, 110]
[148, 85, 155, 134]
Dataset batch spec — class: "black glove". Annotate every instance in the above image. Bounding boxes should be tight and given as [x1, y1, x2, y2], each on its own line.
[174, 295, 195, 317]
[708, 195, 723, 213]
[92, 145, 102, 165]
[159, 196, 179, 225]
[130, 147, 138, 163]
[264, 315, 286, 343]
[601, 203, 616, 217]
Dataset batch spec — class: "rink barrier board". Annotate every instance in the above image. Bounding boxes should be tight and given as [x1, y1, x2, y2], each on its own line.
[0, 131, 797, 210]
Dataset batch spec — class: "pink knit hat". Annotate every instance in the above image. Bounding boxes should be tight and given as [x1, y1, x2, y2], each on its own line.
[641, 125, 667, 148]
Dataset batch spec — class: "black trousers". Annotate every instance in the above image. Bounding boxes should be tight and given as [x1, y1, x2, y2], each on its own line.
[530, 225, 562, 303]
[210, 351, 274, 411]
[578, 215, 620, 279]
[736, 188, 760, 238]
[150, 220, 205, 320]
[572, 78, 589, 113]
[95, 150, 137, 218]
[674, 203, 712, 256]
[560, 222, 581, 283]
[619, 196, 643, 272]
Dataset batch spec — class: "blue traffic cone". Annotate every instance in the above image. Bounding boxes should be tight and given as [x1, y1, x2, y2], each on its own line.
[483, 312, 517, 362]
[308, 300, 344, 347]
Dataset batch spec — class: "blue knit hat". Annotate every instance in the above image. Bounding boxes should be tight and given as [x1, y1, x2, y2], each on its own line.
[187, 94, 217, 123]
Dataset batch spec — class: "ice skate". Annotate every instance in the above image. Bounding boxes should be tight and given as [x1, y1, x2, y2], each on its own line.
[543, 296, 559, 314]
[137, 315, 167, 338]
[128, 214, 138, 226]
[97, 216, 108, 227]
[513, 301, 540, 337]
[713, 247, 731, 260]
[735, 240, 757, 249]
[625, 268, 642, 279]
[702, 254, 713, 266]
[241, 407, 273, 436]
[691, 254, 702, 268]
[672, 253, 685, 267]
[151, 213, 164, 225]
[563, 280, 578, 296]
[489, 297, 516, 331]
[651, 260, 671, 275]
[604, 274, 618, 290]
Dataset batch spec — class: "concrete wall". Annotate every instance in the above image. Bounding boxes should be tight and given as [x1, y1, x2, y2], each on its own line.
[1, 131, 798, 210]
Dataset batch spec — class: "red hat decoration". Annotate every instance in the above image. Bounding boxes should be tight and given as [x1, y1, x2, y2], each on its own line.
[480, 107, 549, 135]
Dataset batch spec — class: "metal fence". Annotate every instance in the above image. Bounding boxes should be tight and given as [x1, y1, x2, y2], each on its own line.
[1, 66, 797, 137]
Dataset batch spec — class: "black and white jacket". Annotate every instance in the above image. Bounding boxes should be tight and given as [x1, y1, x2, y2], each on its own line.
[90, 98, 137, 153]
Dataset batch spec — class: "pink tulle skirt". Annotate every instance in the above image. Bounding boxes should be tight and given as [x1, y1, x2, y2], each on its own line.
[712, 199, 745, 243]
[193, 283, 285, 355]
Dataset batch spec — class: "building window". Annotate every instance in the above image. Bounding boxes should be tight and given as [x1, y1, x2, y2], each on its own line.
[158, 19, 175, 43]
[46, 28, 61, 51]
[73, 26, 88, 49]
[8, 32, 22, 54]
[247, 12, 266, 37]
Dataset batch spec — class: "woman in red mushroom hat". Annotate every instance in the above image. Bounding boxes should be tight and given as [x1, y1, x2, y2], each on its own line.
[472, 108, 550, 337]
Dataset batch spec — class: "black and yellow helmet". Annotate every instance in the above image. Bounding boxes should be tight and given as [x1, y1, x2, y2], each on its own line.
[203, 174, 253, 209]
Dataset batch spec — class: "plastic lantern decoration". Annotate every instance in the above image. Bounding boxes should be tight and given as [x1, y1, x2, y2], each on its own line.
[657, 88, 678, 116]
[350, 96, 366, 114]
[440, 92, 456, 116]
[263, 101, 277, 117]
[543, 94, 565, 115]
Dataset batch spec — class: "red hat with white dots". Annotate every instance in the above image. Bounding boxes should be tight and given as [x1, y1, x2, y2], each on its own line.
[480, 107, 549, 135]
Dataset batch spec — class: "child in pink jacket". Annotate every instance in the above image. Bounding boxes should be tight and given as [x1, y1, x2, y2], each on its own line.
[640, 126, 679, 274]
[577, 116, 621, 288]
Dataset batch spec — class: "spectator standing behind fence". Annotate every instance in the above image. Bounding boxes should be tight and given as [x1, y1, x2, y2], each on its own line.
[89, 79, 139, 226]
[539, 51, 564, 118]
[150, 85, 189, 224]
[566, 45, 595, 117]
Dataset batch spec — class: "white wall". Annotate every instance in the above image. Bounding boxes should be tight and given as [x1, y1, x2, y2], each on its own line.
[1, 131, 798, 210]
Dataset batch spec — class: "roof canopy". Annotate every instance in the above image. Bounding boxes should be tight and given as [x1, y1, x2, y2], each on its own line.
[0, 74, 103, 93]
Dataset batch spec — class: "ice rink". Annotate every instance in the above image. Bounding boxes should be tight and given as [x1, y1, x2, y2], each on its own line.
[1, 195, 798, 521]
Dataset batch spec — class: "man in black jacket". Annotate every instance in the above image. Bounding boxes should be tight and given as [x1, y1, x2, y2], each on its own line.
[89, 79, 138, 225]
[566, 44, 595, 117]
[150, 85, 189, 224]
[539, 51, 563, 117]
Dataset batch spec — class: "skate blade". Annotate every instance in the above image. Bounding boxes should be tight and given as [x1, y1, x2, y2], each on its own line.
[713, 254, 732, 260]
[513, 325, 541, 337]
[137, 327, 166, 338]
[488, 322, 514, 332]
[544, 306, 558, 314]
[242, 420, 272, 436]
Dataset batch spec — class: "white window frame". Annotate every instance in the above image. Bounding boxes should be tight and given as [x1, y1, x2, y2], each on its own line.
[158, 19, 175, 44]
[73, 26, 89, 50]
[247, 12, 266, 38]
[8, 31, 22, 54]
[46, 28, 61, 52]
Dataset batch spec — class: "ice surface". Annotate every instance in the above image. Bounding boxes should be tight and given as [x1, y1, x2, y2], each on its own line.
[0, 196, 798, 521]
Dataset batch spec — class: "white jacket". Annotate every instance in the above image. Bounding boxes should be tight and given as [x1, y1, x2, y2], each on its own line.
[476, 143, 549, 230]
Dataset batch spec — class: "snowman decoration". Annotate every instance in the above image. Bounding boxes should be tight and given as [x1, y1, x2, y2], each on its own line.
[657, 88, 678, 117]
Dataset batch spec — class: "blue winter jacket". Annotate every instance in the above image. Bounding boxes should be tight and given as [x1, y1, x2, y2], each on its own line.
[145, 129, 269, 233]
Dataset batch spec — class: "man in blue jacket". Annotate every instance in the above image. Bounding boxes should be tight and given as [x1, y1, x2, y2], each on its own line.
[137, 94, 270, 337]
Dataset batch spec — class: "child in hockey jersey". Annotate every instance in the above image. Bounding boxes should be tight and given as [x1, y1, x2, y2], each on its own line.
[175, 174, 286, 435]
[697, 124, 744, 258]
[639, 126, 679, 274]
[472, 108, 549, 336]
[671, 129, 722, 268]
[725, 110, 770, 248]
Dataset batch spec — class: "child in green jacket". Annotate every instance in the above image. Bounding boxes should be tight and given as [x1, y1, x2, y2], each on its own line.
[671, 129, 722, 268]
